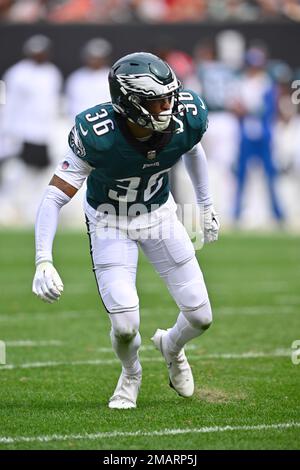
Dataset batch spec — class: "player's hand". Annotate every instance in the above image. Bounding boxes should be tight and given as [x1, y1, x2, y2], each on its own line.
[203, 205, 220, 244]
[32, 261, 64, 303]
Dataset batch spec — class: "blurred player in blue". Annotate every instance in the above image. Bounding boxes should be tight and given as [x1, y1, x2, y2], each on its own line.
[32, 52, 219, 409]
[233, 45, 284, 222]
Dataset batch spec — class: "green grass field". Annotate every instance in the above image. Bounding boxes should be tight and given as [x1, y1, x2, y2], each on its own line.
[0, 230, 300, 450]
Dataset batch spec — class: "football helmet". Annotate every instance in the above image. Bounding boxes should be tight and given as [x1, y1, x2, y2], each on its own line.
[109, 52, 182, 132]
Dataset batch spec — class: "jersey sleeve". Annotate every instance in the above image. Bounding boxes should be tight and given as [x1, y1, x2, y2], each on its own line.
[68, 123, 96, 167]
[54, 148, 92, 189]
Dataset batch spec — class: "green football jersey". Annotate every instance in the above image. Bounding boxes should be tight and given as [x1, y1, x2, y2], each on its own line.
[68, 89, 208, 215]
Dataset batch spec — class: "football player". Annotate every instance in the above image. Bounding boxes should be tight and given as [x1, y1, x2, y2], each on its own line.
[32, 52, 219, 409]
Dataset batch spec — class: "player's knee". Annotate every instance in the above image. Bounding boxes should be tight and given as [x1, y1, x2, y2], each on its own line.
[113, 324, 138, 343]
[102, 280, 139, 314]
[178, 279, 212, 330]
[111, 312, 139, 343]
[183, 301, 213, 330]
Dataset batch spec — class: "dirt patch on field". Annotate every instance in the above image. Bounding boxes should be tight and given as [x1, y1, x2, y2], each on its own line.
[195, 387, 247, 403]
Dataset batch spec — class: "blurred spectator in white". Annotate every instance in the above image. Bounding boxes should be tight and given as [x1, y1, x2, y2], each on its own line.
[0, 35, 63, 224]
[65, 37, 112, 121]
[194, 37, 240, 225]
[231, 43, 284, 226]
[216, 29, 245, 71]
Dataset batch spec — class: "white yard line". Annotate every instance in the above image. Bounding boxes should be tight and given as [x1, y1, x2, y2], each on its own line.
[0, 349, 292, 371]
[0, 422, 299, 445]
[96, 344, 197, 353]
[5, 340, 63, 347]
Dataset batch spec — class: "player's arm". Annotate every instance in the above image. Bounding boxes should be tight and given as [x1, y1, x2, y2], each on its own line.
[32, 149, 92, 303]
[183, 143, 220, 244]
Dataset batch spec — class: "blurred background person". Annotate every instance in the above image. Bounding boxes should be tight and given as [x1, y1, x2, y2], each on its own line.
[0, 34, 63, 225]
[231, 42, 285, 226]
[65, 37, 112, 122]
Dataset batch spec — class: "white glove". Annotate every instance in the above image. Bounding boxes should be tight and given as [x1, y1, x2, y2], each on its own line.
[32, 261, 64, 303]
[203, 205, 220, 244]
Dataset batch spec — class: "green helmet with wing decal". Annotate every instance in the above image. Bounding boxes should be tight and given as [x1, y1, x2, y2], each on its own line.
[108, 52, 182, 132]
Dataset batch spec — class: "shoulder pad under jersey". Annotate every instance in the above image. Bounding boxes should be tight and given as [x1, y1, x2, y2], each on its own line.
[69, 102, 116, 161]
[179, 89, 208, 137]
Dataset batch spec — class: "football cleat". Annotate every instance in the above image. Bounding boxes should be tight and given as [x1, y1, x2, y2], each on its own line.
[151, 329, 194, 398]
[108, 370, 142, 409]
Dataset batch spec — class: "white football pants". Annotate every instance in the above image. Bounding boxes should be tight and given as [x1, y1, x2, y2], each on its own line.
[85, 195, 212, 372]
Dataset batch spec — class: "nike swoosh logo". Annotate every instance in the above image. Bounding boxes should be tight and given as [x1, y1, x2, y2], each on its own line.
[79, 123, 88, 136]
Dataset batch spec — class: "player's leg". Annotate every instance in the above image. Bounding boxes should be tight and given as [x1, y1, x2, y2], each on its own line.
[261, 139, 284, 221]
[85, 216, 142, 408]
[140, 214, 212, 397]
[234, 136, 251, 220]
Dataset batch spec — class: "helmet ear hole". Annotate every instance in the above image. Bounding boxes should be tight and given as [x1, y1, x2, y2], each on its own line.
[137, 117, 147, 126]
[129, 95, 141, 106]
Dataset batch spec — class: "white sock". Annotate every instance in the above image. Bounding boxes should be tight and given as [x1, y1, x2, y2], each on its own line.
[165, 312, 204, 354]
[110, 329, 142, 376]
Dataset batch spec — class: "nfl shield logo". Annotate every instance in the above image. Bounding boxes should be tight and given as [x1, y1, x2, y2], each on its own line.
[61, 160, 70, 170]
[147, 150, 156, 160]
